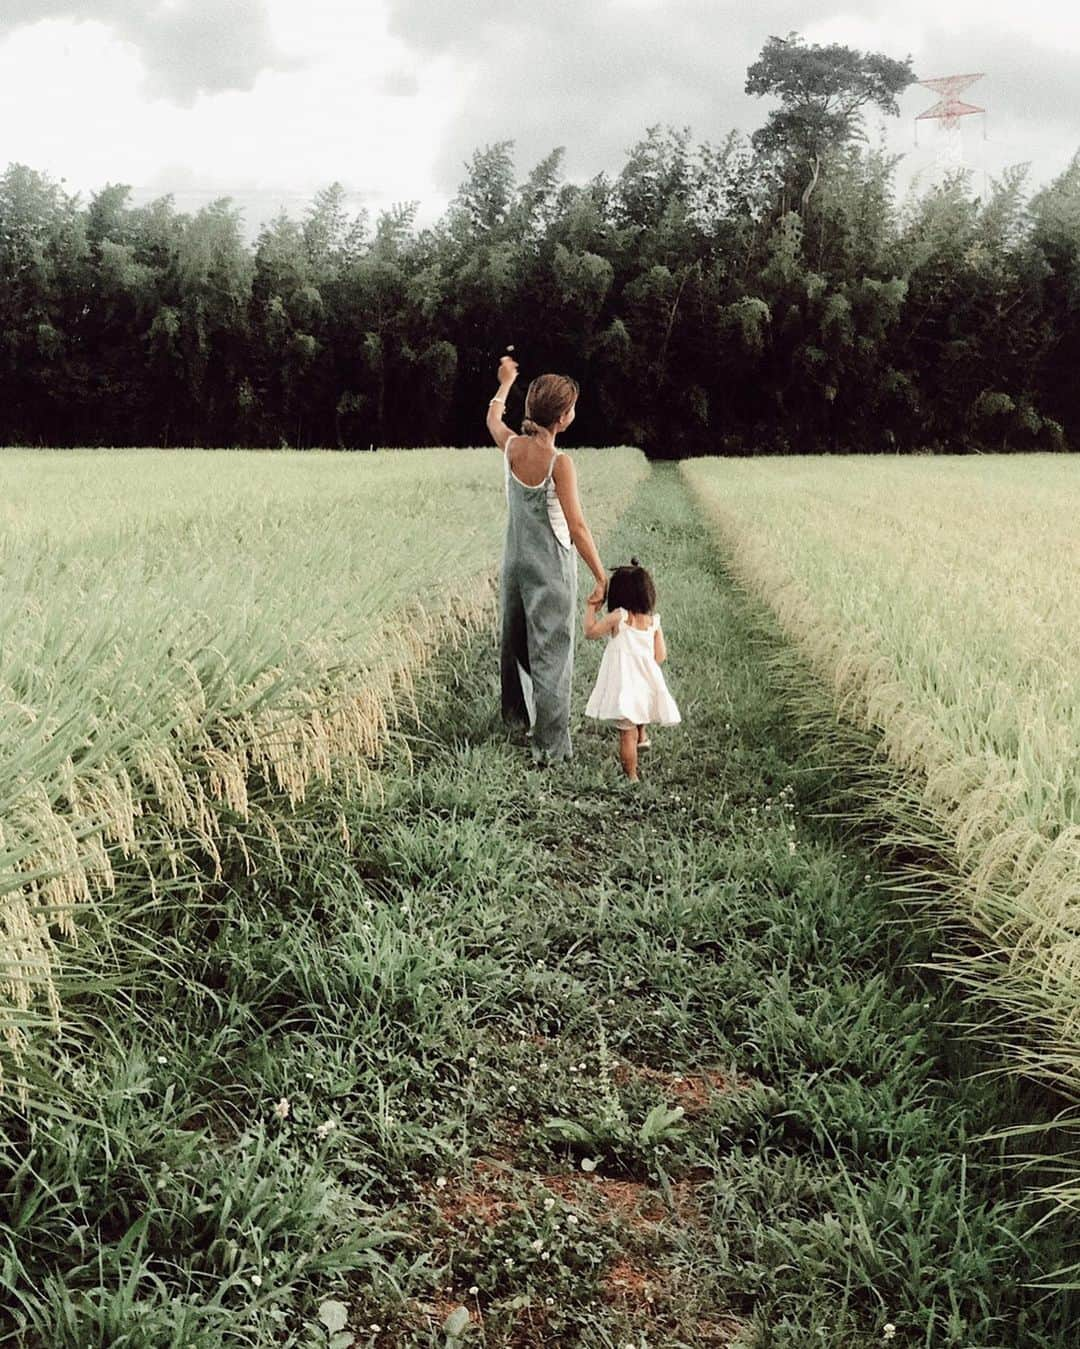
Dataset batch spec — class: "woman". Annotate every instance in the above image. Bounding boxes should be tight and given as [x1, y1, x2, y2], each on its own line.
[486, 356, 607, 763]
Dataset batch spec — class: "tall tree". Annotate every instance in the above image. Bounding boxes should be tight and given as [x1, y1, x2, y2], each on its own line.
[746, 32, 915, 210]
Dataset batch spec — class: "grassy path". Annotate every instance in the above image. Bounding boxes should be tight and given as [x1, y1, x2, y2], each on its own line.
[4, 466, 1076, 1347]
[325, 465, 1075, 1347]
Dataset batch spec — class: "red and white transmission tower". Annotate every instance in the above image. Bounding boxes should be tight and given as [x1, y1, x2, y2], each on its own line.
[915, 74, 987, 180]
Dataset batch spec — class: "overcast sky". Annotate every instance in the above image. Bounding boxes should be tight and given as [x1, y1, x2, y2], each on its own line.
[1, 0, 1078, 237]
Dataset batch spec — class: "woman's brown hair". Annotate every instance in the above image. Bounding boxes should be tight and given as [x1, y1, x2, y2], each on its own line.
[522, 374, 579, 435]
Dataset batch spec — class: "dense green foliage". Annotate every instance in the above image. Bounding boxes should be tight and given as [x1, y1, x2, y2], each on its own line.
[1, 35, 1078, 455]
[3, 469, 1076, 1345]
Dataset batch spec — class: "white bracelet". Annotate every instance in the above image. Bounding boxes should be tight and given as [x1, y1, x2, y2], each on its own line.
[489, 396, 506, 406]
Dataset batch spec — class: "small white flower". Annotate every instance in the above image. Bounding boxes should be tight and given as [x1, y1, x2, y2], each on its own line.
[508, 1085, 517, 1095]
[468, 1285, 479, 1296]
[530, 1238, 544, 1252]
[543, 1197, 555, 1211]
[435, 1176, 448, 1189]
[251, 1274, 262, 1287]
[468, 1056, 478, 1068]
[566, 1213, 579, 1225]
[305, 1071, 315, 1079]
[883, 1326, 896, 1342]
[545, 1296, 555, 1306]
[156, 1054, 168, 1065]
[788, 841, 796, 854]
[581, 1157, 597, 1173]
[273, 1098, 290, 1120]
[540, 1250, 550, 1261]
[369, 1325, 382, 1333]
[315, 1118, 336, 1140]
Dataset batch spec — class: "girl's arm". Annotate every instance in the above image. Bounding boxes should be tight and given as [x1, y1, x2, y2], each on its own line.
[552, 453, 606, 604]
[654, 621, 667, 664]
[486, 356, 518, 452]
[584, 599, 620, 640]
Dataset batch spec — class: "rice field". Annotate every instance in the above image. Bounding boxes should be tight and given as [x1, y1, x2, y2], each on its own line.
[2, 450, 1079, 1346]
[682, 453, 1080, 1179]
[0, 446, 647, 1086]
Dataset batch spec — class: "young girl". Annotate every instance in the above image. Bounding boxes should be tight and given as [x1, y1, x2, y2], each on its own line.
[584, 558, 680, 780]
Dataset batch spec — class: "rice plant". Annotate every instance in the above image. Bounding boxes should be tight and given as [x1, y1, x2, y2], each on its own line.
[682, 452, 1080, 1230]
[0, 446, 647, 1091]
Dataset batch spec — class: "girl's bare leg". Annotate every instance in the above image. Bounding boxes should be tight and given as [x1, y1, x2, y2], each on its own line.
[637, 724, 650, 748]
[619, 728, 639, 780]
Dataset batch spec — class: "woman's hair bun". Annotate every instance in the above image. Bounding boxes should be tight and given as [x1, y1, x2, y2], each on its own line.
[630, 556, 640, 567]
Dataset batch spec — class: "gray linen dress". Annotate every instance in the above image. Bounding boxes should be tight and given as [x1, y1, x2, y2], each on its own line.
[500, 436, 577, 763]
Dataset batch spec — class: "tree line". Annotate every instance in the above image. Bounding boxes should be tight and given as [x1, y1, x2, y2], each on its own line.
[1, 34, 1078, 456]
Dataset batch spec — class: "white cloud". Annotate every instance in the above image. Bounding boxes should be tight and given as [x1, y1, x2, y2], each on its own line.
[0, 0, 1077, 238]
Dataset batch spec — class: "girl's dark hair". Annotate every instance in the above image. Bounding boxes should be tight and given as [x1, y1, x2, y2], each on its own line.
[522, 374, 579, 435]
[607, 557, 656, 614]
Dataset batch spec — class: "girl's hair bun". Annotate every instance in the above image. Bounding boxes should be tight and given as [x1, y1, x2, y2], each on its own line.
[630, 556, 640, 567]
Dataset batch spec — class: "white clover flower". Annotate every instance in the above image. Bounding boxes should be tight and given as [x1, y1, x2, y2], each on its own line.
[468, 1056, 478, 1068]
[468, 1285, 479, 1296]
[251, 1274, 262, 1287]
[883, 1326, 897, 1341]
[540, 1251, 550, 1261]
[566, 1214, 579, 1226]
[273, 1098, 290, 1120]
[315, 1118, 336, 1141]
[543, 1197, 555, 1211]
[435, 1176, 448, 1189]
[530, 1238, 544, 1252]
[156, 1054, 168, 1065]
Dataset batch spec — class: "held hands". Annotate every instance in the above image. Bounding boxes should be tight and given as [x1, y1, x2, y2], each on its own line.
[587, 576, 607, 607]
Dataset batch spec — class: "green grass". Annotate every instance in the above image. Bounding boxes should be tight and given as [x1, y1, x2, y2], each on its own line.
[1, 466, 1077, 1347]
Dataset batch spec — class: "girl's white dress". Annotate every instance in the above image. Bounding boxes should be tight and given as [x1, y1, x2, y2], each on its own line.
[585, 609, 681, 727]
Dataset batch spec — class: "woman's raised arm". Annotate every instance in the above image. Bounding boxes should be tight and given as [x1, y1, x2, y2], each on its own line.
[486, 355, 518, 451]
